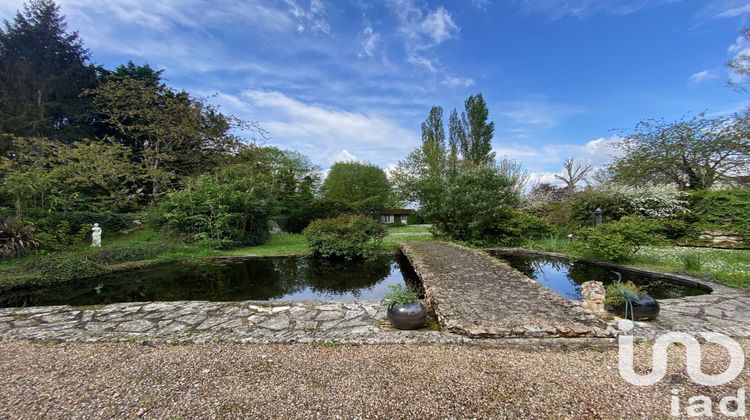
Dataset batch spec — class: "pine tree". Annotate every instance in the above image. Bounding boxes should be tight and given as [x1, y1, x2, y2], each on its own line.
[0, 0, 99, 141]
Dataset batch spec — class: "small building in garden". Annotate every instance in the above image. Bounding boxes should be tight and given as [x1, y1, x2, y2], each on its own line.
[380, 208, 414, 224]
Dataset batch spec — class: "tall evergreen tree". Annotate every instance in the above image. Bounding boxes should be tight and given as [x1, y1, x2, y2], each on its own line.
[447, 108, 464, 172]
[420, 106, 446, 177]
[0, 0, 99, 141]
[462, 93, 495, 165]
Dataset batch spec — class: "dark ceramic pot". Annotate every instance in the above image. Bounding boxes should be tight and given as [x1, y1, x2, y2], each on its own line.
[611, 294, 660, 321]
[387, 301, 426, 330]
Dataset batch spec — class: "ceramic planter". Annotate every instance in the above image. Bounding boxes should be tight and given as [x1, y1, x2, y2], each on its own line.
[609, 294, 660, 321]
[387, 301, 426, 330]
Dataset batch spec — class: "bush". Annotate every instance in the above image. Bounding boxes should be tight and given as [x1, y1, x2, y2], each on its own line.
[157, 174, 272, 246]
[0, 217, 41, 259]
[686, 188, 750, 242]
[566, 183, 688, 226]
[28, 211, 137, 251]
[434, 164, 520, 242]
[470, 209, 554, 246]
[26, 254, 104, 283]
[281, 199, 355, 234]
[304, 215, 386, 260]
[575, 216, 657, 262]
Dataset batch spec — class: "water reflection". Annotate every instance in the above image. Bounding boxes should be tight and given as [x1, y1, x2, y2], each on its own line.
[496, 254, 708, 301]
[0, 256, 409, 308]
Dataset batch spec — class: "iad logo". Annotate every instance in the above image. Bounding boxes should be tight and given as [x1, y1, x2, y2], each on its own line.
[618, 320, 747, 417]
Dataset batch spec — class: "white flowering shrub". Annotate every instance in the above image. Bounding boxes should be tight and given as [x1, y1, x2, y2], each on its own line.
[567, 183, 688, 225]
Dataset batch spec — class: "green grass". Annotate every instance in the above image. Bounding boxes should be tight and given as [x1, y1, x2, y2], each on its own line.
[522, 236, 750, 289]
[0, 224, 436, 288]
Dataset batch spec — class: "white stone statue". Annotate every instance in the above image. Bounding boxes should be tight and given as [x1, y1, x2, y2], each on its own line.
[581, 280, 611, 319]
[91, 223, 102, 247]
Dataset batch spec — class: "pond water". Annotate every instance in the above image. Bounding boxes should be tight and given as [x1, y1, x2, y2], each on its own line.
[494, 253, 709, 301]
[0, 255, 417, 308]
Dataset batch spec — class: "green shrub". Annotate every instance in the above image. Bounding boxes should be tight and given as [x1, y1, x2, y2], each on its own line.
[281, 199, 355, 234]
[93, 242, 175, 264]
[575, 216, 656, 262]
[686, 188, 750, 242]
[28, 211, 137, 251]
[304, 215, 386, 260]
[383, 284, 419, 307]
[472, 209, 554, 246]
[157, 174, 272, 246]
[604, 281, 642, 307]
[0, 217, 41, 259]
[26, 254, 104, 283]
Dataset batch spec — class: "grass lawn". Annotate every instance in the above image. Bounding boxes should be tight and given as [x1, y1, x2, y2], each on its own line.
[0, 224, 435, 288]
[523, 236, 750, 289]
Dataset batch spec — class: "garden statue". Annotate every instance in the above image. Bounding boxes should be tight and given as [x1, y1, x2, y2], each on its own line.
[581, 280, 611, 319]
[593, 207, 603, 227]
[91, 223, 102, 247]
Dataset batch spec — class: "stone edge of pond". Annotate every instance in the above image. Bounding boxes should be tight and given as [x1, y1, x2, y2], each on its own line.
[485, 247, 734, 295]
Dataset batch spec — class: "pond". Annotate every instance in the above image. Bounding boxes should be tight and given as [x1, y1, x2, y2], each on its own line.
[0, 255, 419, 308]
[493, 253, 709, 301]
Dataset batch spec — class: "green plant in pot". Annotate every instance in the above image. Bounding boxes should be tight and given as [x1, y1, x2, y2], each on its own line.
[384, 284, 426, 330]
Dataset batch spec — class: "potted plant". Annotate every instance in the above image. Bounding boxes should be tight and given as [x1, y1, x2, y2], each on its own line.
[604, 280, 660, 321]
[384, 284, 426, 330]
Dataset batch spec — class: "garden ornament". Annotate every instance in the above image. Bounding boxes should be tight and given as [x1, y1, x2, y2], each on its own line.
[91, 223, 102, 247]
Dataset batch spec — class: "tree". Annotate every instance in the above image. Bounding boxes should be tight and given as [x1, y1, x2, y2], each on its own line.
[727, 28, 750, 92]
[607, 112, 750, 190]
[462, 93, 495, 166]
[0, 0, 100, 141]
[447, 108, 464, 173]
[554, 158, 592, 193]
[232, 145, 321, 232]
[321, 161, 393, 215]
[420, 106, 447, 178]
[88, 68, 242, 201]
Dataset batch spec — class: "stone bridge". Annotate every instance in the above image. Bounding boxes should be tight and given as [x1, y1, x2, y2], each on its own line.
[399, 242, 615, 338]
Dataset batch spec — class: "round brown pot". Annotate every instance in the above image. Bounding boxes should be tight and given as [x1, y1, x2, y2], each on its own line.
[387, 301, 426, 330]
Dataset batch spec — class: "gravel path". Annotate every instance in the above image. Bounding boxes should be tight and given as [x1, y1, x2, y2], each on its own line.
[2, 340, 748, 418]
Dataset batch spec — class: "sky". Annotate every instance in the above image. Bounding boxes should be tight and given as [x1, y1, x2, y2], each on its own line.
[1, 0, 749, 184]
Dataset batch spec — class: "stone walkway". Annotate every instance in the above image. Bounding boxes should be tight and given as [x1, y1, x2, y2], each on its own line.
[400, 242, 616, 338]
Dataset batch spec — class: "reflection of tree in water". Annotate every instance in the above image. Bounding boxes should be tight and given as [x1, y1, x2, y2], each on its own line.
[301, 256, 392, 298]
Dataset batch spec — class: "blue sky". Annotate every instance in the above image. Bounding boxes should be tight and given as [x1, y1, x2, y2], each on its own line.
[1, 0, 748, 183]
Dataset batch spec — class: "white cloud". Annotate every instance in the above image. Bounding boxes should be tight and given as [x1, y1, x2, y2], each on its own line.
[442, 75, 475, 87]
[284, 0, 331, 34]
[419, 7, 458, 44]
[470, 0, 491, 11]
[233, 90, 419, 167]
[514, 0, 680, 20]
[330, 149, 358, 163]
[359, 26, 382, 57]
[496, 100, 585, 128]
[687, 70, 717, 85]
[716, 3, 750, 18]
[494, 135, 623, 185]
[388, 0, 469, 83]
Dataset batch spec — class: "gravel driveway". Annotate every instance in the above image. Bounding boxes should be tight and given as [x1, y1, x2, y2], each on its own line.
[1, 340, 747, 418]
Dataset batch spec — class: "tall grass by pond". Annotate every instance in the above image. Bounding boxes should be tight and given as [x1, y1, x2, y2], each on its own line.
[523, 234, 750, 289]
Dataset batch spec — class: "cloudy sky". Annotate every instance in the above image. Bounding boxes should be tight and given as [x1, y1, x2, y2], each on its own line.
[1, 0, 748, 184]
